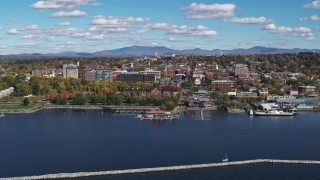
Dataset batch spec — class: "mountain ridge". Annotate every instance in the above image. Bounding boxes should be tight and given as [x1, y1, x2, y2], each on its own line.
[0, 46, 319, 58]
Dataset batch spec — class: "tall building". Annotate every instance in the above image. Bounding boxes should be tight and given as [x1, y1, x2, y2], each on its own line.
[235, 64, 248, 77]
[96, 69, 113, 81]
[63, 64, 78, 79]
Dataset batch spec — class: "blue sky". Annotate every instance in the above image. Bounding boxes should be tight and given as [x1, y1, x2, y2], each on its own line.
[0, 0, 319, 54]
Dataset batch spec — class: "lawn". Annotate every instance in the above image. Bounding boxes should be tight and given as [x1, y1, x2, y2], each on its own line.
[0, 103, 42, 112]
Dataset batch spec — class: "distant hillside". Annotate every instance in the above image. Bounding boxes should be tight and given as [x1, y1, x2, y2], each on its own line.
[0, 46, 319, 59]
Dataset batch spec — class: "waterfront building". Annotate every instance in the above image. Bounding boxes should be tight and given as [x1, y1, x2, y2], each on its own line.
[299, 86, 316, 95]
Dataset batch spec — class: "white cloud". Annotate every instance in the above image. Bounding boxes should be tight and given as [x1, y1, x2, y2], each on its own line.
[56, 22, 72, 26]
[24, 25, 40, 30]
[89, 16, 149, 34]
[263, 23, 315, 40]
[7, 29, 20, 35]
[168, 37, 188, 42]
[89, 34, 107, 40]
[65, 27, 90, 37]
[303, 0, 320, 8]
[225, 17, 273, 24]
[22, 35, 36, 39]
[143, 23, 218, 36]
[300, 14, 320, 21]
[92, 16, 149, 27]
[182, 3, 236, 19]
[57, 41, 79, 46]
[49, 10, 87, 18]
[31, 0, 99, 10]
[42, 26, 90, 39]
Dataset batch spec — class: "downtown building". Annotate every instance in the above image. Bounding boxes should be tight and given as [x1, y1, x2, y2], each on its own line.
[211, 80, 234, 91]
[116, 73, 156, 83]
[63, 64, 78, 79]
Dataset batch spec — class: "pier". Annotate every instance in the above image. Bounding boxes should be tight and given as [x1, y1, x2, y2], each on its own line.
[2, 159, 320, 180]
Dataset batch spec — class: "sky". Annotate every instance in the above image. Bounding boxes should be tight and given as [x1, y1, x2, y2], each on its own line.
[0, 0, 319, 54]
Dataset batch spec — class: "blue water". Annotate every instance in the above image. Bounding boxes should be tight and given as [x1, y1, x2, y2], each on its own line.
[0, 109, 320, 178]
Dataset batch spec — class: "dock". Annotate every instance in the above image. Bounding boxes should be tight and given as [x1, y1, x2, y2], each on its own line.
[3, 159, 320, 179]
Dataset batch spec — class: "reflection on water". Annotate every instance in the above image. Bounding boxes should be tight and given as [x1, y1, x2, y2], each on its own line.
[186, 109, 212, 120]
[0, 109, 320, 178]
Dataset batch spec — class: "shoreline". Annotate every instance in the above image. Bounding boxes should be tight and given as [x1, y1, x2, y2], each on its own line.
[2, 104, 319, 114]
[1, 104, 220, 114]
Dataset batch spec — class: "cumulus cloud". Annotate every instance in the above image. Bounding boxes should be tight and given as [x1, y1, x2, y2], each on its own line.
[142, 23, 218, 36]
[56, 22, 72, 26]
[300, 14, 320, 21]
[182, 3, 236, 19]
[7, 29, 20, 35]
[303, 0, 320, 8]
[65, 27, 90, 37]
[24, 24, 40, 30]
[89, 16, 149, 34]
[89, 34, 107, 40]
[22, 34, 36, 39]
[225, 17, 273, 24]
[31, 0, 100, 10]
[263, 23, 315, 40]
[49, 10, 87, 18]
[168, 37, 188, 42]
[41, 26, 91, 39]
[92, 16, 149, 27]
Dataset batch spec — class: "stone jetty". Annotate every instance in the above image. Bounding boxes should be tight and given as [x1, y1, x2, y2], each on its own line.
[2, 159, 320, 180]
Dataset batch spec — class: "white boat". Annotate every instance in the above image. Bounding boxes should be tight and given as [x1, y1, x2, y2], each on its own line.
[249, 109, 254, 115]
[134, 114, 142, 118]
[0, 113, 5, 117]
[222, 153, 229, 162]
[254, 108, 294, 116]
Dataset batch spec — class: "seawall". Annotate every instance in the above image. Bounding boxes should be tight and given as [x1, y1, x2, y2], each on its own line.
[1, 159, 320, 180]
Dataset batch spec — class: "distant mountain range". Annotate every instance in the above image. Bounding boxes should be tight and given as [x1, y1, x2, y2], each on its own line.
[1, 46, 319, 59]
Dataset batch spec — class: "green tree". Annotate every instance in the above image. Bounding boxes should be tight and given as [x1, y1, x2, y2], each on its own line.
[15, 82, 31, 96]
[72, 95, 88, 105]
[54, 96, 68, 105]
[23, 97, 30, 106]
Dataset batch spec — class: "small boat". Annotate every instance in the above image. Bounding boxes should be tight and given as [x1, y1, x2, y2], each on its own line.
[134, 114, 142, 118]
[0, 113, 5, 117]
[249, 109, 254, 115]
[222, 153, 229, 162]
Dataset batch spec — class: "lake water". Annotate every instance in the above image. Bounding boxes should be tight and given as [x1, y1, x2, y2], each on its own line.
[0, 109, 320, 179]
